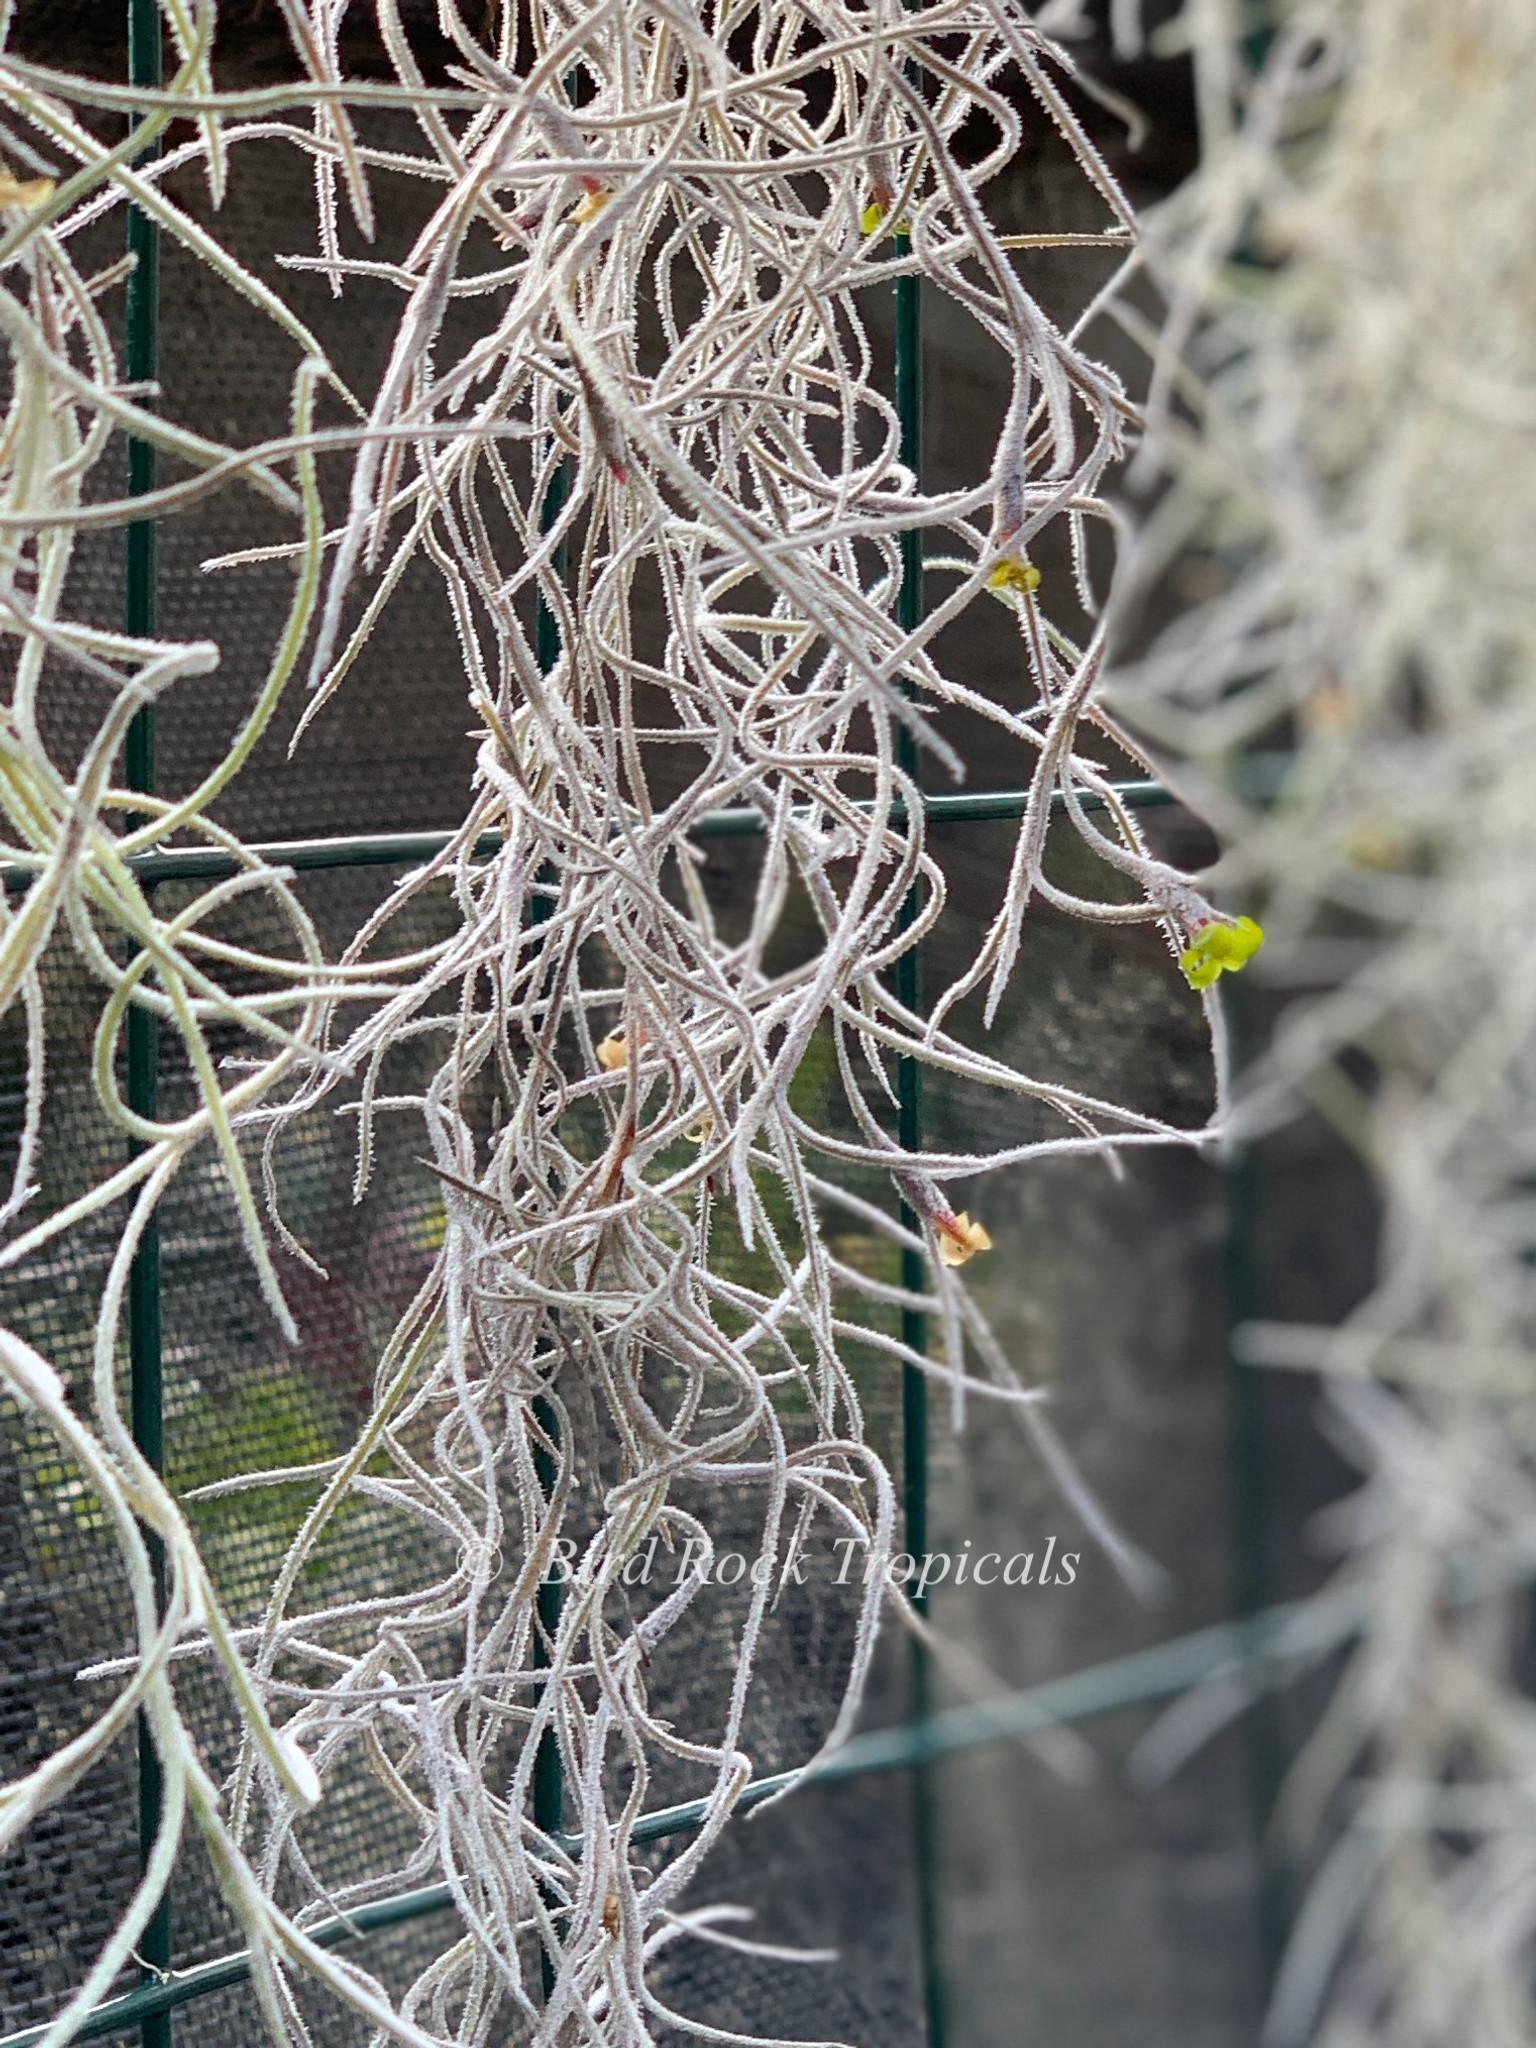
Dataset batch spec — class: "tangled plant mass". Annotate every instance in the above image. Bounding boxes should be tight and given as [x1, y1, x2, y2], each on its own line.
[1110, 2, 1536, 2041]
[0, 3, 1253, 2043]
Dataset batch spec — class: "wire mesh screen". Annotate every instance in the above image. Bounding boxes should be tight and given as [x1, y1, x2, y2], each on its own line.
[0, 852, 926, 2043]
[0, 27, 1270, 2048]
[1, 839, 1265, 2047]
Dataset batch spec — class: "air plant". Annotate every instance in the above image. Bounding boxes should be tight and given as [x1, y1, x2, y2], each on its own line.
[1110, 2, 1536, 2041]
[0, 3, 1257, 2042]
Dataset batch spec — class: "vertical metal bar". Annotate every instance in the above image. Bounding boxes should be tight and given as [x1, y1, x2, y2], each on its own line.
[893, 217, 946, 2047]
[893, 249, 925, 1568]
[1220, 988, 1290, 1982]
[531, 447, 569, 1996]
[534, 453, 568, 682]
[125, 3, 168, 2043]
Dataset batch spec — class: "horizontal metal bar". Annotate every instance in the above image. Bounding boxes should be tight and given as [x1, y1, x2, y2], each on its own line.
[919, 784, 1167, 824]
[0, 1882, 463, 2048]
[0, 782, 1169, 895]
[0, 828, 500, 893]
[0, 1583, 1340, 2048]
[613, 1586, 1355, 1835]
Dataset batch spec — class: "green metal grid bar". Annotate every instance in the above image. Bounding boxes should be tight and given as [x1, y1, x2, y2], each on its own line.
[0, 783, 1171, 896]
[123, 6, 167, 2048]
[892, 220, 946, 2048]
[1221, 990, 1291, 1975]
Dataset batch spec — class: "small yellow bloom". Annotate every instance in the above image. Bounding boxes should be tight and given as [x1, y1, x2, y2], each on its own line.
[684, 1113, 714, 1145]
[1179, 915, 1264, 990]
[596, 1031, 628, 1070]
[0, 173, 53, 210]
[936, 1211, 992, 1268]
[569, 185, 611, 225]
[987, 557, 1041, 599]
[861, 202, 910, 238]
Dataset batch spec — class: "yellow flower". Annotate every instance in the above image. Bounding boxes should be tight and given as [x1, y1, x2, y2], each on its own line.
[596, 1031, 628, 1070]
[936, 1211, 992, 1267]
[1179, 915, 1264, 990]
[987, 557, 1041, 599]
[569, 185, 611, 225]
[861, 201, 910, 238]
[0, 172, 53, 210]
[684, 1113, 714, 1145]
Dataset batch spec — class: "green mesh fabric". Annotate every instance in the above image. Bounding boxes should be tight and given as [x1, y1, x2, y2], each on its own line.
[1, 66, 1269, 2048]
